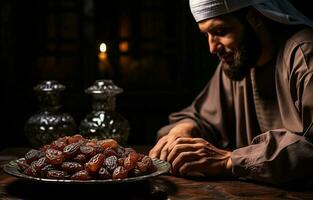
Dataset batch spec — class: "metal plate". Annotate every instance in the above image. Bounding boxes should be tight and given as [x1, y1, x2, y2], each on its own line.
[3, 158, 170, 184]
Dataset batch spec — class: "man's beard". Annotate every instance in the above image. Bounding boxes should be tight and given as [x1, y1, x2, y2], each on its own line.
[221, 23, 261, 81]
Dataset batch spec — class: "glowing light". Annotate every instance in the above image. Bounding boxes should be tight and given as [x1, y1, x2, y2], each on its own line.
[119, 41, 129, 52]
[100, 43, 107, 53]
[98, 42, 112, 76]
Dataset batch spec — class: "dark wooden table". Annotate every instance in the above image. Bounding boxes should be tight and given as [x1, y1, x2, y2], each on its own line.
[1, 147, 313, 200]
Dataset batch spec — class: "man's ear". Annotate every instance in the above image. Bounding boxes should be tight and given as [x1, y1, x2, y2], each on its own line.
[246, 8, 264, 30]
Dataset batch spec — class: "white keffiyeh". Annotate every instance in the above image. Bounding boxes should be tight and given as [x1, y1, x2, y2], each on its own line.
[190, 0, 313, 28]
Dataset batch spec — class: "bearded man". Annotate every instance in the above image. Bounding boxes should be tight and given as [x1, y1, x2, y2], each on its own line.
[149, 0, 313, 186]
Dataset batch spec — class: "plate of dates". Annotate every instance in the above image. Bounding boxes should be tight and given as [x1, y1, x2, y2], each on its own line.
[3, 135, 170, 184]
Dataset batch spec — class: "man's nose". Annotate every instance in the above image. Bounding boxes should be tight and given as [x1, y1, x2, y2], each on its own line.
[208, 36, 222, 54]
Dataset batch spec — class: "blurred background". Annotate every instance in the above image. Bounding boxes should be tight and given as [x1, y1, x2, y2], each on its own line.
[0, 0, 311, 149]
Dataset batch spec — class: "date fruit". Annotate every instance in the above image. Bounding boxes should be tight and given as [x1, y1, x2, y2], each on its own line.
[17, 134, 156, 180]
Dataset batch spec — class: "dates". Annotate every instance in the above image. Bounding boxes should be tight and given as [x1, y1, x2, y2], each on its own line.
[45, 149, 64, 165]
[71, 170, 91, 180]
[25, 149, 44, 164]
[98, 167, 111, 179]
[17, 134, 156, 181]
[63, 142, 80, 159]
[85, 153, 105, 173]
[46, 170, 66, 179]
[104, 155, 118, 173]
[61, 162, 83, 173]
[16, 158, 29, 171]
[112, 166, 128, 179]
[80, 146, 96, 158]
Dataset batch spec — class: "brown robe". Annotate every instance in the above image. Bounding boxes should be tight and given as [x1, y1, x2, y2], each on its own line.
[158, 28, 313, 185]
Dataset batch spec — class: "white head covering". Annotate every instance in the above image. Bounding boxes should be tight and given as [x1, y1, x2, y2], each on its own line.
[190, 0, 313, 28]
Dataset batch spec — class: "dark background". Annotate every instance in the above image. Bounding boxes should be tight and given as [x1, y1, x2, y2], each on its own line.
[0, 0, 311, 149]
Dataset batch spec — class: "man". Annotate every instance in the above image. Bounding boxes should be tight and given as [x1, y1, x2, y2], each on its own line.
[149, 0, 313, 186]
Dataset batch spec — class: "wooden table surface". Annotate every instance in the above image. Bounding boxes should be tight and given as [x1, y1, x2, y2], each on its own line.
[1, 147, 313, 200]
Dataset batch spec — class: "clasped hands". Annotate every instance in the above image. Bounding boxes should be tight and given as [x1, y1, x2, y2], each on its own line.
[149, 122, 233, 177]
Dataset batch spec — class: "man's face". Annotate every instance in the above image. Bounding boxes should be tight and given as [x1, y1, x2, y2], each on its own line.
[198, 14, 261, 81]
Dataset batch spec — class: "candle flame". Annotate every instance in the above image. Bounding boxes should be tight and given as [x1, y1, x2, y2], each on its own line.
[100, 43, 107, 53]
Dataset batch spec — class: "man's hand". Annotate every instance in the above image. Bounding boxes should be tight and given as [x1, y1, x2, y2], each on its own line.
[167, 137, 232, 177]
[149, 122, 198, 160]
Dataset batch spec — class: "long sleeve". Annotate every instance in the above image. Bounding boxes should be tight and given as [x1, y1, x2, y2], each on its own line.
[157, 63, 236, 148]
[231, 28, 313, 186]
[232, 129, 313, 185]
